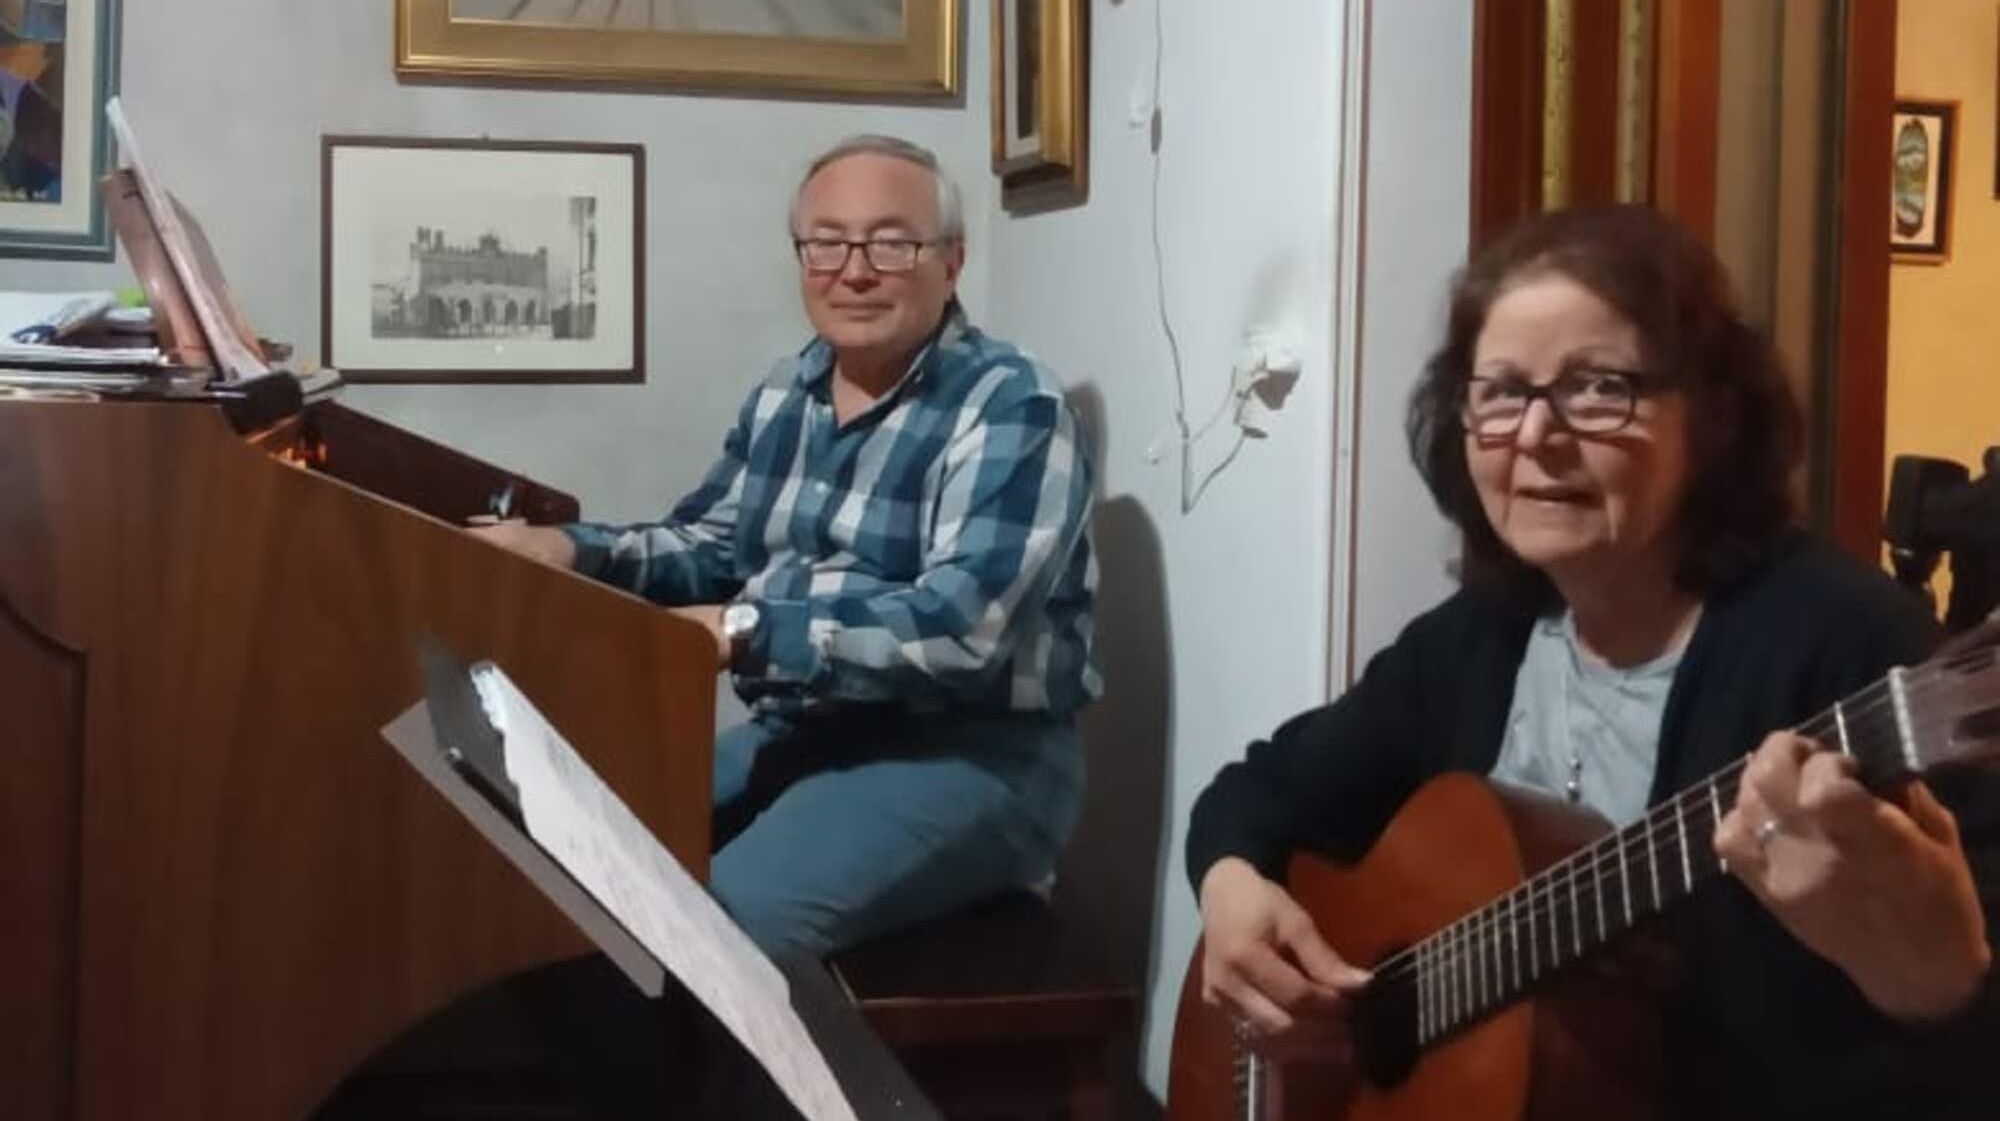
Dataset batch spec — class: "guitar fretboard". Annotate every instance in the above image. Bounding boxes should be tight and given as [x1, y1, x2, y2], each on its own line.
[1397, 671, 1922, 1047]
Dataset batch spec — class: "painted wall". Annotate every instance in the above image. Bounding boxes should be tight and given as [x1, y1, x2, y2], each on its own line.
[1345, 2, 1473, 680]
[983, 0, 1470, 1097]
[1888, 1, 2000, 485]
[5, 0, 1484, 1105]
[0, 0, 993, 526]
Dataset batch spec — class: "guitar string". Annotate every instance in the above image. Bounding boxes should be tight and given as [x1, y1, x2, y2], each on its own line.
[1372, 688, 1912, 990]
[1385, 773, 1744, 1004]
[1403, 654, 1988, 1035]
[1366, 649, 1994, 1004]
[1361, 661, 1948, 991]
[1370, 754, 1751, 994]
[1374, 644, 1995, 986]
[1356, 647, 1997, 1054]
[1389, 694, 1975, 1024]
[1367, 753, 1752, 989]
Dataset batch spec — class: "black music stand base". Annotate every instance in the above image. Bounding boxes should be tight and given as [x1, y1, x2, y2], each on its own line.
[313, 954, 797, 1120]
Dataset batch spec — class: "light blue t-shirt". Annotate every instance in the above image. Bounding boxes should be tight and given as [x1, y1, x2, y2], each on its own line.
[1488, 611, 1683, 827]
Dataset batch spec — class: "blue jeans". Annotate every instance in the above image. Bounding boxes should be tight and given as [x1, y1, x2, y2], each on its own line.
[708, 705, 1083, 957]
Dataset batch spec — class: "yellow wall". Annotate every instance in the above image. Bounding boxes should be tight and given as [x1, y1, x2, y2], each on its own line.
[1888, 1, 2000, 488]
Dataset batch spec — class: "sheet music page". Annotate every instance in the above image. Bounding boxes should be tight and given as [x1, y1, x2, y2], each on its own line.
[471, 665, 859, 1121]
[103, 99, 270, 382]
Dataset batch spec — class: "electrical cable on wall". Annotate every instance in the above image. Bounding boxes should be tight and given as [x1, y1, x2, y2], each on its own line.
[1146, 0, 1299, 514]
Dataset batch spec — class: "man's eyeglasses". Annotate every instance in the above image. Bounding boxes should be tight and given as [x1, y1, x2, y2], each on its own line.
[1460, 367, 1665, 437]
[793, 237, 942, 274]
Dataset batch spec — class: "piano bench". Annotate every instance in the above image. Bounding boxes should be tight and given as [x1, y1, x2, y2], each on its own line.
[826, 890, 1139, 1121]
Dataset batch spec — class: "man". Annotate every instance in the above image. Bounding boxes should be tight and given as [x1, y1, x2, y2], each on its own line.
[476, 135, 1099, 957]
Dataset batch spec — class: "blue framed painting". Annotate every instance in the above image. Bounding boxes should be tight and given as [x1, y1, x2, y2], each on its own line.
[0, 0, 121, 260]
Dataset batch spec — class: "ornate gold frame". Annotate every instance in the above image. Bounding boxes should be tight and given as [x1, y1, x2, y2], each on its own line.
[395, 0, 959, 100]
[1538, 0, 1654, 211]
[990, 0, 1088, 210]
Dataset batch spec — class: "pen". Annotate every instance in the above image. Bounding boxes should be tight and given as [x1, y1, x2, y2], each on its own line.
[488, 479, 518, 521]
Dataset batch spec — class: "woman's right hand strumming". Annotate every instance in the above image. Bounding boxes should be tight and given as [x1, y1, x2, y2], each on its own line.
[1197, 856, 1372, 1060]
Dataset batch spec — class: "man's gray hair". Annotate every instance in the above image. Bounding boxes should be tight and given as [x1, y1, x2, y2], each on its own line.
[792, 134, 965, 243]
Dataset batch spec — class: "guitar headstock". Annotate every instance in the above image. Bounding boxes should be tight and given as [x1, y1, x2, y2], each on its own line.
[1905, 611, 2000, 773]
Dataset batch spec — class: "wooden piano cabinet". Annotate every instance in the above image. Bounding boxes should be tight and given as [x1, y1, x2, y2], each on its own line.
[0, 399, 715, 1120]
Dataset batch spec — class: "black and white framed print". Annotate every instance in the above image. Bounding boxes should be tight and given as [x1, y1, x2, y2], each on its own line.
[323, 136, 644, 383]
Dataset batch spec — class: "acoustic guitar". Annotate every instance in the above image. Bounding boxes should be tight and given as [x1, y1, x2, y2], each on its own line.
[1168, 616, 2000, 1120]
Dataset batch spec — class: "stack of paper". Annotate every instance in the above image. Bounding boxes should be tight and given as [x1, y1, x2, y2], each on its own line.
[0, 291, 118, 343]
[0, 290, 161, 369]
[0, 343, 162, 367]
[0, 368, 151, 391]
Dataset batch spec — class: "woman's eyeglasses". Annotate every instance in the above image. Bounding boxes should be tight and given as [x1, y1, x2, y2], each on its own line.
[1460, 367, 1665, 437]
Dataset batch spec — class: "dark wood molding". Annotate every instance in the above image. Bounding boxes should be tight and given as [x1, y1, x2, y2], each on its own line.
[1567, 0, 1625, 207]
[0, 590, 86, 1121]
[288, 402, 581, 525]
[1829, 0, 1898, 557]
[1654, 0, 1721, 241]
[1471, 0, 1546, 248]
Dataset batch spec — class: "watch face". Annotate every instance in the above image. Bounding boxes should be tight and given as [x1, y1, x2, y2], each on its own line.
[724, 603, 759, 638]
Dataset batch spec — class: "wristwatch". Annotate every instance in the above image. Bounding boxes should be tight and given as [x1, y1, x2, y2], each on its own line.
[721, 601, 761, 662]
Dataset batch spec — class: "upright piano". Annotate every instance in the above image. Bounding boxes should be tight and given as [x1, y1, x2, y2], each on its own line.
[0, 394, 772, 1118]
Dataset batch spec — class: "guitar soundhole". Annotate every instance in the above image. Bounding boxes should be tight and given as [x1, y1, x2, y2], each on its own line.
[1353, 949, 1420, 1090]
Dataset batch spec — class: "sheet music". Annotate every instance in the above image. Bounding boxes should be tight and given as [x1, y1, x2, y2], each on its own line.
[378, 703, 669, 999]
[104, 99, 270, 382]
[471, 665, 860, 1121]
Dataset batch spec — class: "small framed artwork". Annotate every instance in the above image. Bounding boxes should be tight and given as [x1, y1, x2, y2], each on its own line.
[991, 0, 1088, 211]
[0, 0, 122, 260]
[1891, 99, 1955, 265]
[322, 136, 644, 384]
[396, 0, 957, 101]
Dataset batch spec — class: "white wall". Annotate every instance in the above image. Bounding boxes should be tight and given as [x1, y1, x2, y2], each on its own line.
[0, 0, 992, 524]
[983, 0, 1469, 1098]
[9, 0, 1479, 1105]
[1344, 3, 1470, 675]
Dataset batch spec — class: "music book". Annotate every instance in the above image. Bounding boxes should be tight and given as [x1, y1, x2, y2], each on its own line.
[382, 641, 864, 1121]
[104, 98, 271, 382]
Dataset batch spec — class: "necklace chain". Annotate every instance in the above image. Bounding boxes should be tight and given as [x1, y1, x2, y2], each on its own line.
[1561, 612, 1585, 802]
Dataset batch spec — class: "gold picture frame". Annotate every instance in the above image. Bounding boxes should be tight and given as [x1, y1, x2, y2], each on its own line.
[991, 0, 1088, 211]
[396, 0, 959, 100]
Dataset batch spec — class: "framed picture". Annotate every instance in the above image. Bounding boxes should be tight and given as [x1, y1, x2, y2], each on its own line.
[396, 0, 957, 100]
[990, 0, 1088, 211]
[1891, 99, 1955, 265]
[322, 137, 644, 384]
[0, 0, 121, 260]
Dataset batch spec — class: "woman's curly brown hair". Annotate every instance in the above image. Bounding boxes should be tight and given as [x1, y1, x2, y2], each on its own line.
[1406, 205, 1803, 608]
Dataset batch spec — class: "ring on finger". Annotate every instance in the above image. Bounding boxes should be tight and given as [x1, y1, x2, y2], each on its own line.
[1754, 817, 1782, 847]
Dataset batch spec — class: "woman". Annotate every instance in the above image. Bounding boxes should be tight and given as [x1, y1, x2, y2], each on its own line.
[1187, 205, 1997, 1117]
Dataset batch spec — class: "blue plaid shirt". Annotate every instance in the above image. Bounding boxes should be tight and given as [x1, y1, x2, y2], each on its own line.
[563, 305, 1100, 717]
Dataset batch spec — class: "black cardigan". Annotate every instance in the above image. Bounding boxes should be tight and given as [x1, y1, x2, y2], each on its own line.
[1187, 535, 2000, 1119]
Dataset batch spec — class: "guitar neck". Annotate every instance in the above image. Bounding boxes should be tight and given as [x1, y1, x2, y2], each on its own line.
[1393, 664, 1938, 1048]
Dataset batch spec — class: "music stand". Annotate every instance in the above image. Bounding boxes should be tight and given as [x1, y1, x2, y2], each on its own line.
[371, 636, 940, 1121]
